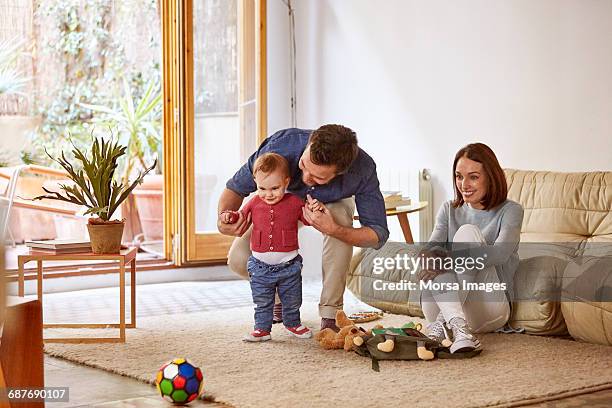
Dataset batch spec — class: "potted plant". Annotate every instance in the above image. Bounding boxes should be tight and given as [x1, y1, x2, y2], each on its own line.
[80, 77, 162, 243]
[32, 135, 156, 254]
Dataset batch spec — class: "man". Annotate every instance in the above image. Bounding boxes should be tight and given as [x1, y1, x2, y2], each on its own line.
[217, 125, 389, 331]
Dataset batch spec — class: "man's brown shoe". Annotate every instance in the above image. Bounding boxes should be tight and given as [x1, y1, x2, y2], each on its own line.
[320, 317, 340, 332]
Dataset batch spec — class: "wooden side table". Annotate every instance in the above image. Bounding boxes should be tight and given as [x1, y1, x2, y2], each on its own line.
[17, 247, 137, 343]
[354, 201, 428, 244]
[1, 298, 44, 408]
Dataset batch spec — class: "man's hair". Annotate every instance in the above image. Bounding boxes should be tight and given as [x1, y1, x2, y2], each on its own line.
[308, 124, 359, 174]
[252, 152, 290, 178]
[452, 142, 508, 210]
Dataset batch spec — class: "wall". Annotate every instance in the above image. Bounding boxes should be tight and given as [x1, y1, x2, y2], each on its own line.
[268, 0, 612, 242]
[267, 0, 292, 134]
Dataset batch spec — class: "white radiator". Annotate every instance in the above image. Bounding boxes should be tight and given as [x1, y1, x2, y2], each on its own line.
[419, 169, 434, 241]
[377, 167, 434, 242]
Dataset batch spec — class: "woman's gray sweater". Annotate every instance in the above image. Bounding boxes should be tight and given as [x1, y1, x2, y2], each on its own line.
[429, 199, 524, 300]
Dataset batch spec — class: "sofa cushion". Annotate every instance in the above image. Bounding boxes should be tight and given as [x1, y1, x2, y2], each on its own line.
[505, 170, 612, 242]
[561, 301, 612, 345]
[509, 256, 569, 335]
[347, 243, 423, 317]
[561, 254, 612, 345]
[507, 169, 612, 342]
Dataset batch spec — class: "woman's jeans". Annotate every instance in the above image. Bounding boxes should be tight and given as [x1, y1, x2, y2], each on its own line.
[248, 254, 303, 332]
[421, 225, 510, 333]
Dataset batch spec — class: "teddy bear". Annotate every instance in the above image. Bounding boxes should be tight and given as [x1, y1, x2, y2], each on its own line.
[314, 310, 383, 351]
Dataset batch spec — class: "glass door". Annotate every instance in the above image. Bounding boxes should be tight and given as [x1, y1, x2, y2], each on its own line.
[162, 0, 266, 265]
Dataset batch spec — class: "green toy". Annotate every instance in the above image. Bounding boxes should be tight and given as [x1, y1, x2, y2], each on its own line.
[353, 322, 482, 371]
[371, 322, 434, 360]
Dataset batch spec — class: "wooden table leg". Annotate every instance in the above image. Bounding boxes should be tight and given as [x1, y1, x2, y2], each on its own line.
[37, 260, 43, 302]
[119, 261, 126, 343]
[18, 258, 25, 297]
[397, 213, 415, 244]
[131, 258, 136, 328]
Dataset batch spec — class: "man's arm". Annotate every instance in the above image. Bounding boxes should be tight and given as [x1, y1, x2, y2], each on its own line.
[302, 200, 379, 248]
[351, 167, 389, 249]
[217, 188, 250, 236]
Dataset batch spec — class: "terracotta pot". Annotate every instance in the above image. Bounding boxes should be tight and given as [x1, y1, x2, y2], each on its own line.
[87, 222, 125, 254]
[133, 174, 163, 241]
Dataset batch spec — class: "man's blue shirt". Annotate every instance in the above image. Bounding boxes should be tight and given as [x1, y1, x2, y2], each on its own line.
[226, 128, 389, 248]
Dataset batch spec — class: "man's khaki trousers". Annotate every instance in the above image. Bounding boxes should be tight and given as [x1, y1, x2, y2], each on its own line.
[227, 198, 355, 319]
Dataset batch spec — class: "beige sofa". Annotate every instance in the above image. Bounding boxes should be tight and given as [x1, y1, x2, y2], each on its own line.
[347, 169, 612, 345]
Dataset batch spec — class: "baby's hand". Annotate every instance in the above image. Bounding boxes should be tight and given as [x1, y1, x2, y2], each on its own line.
[307, 196, 324, 212]
[220, 210, 240, 224]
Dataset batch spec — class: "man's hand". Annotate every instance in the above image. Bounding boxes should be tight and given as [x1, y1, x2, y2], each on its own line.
[302, 194, 379, 247]
[303, 195, 338, 235]
[217, 211, 251, 237]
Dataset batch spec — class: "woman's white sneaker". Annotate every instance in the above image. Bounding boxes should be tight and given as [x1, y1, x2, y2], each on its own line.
[426, 313, 452, 347]
[448, 317, 481, 353]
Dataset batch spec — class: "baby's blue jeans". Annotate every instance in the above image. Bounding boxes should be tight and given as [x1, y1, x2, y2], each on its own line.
[247, 254, 303, 332]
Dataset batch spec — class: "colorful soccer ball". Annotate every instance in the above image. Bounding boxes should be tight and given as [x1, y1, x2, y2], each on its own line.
[155, 358, 204, 404]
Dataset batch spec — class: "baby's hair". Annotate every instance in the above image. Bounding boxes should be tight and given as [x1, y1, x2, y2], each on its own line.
[252, 152, 290, 178]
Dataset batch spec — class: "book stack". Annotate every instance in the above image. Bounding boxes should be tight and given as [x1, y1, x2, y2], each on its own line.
[381, 190, 411, 210]
[25, 239, 92, 254]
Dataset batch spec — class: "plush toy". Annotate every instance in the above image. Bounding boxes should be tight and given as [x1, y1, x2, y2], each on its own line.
[366, 323, 435, 360]
[375, 323, 422, 353]
[314, 310, 382, 351]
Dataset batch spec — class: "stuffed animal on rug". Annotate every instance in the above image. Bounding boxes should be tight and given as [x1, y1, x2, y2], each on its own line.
[366, 323, 435, 360]
[314, 310, 383, 351]
[353, 323, 482, 371]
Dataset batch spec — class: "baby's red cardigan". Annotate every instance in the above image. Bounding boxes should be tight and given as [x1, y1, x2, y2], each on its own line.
[241, 193, 309, 252]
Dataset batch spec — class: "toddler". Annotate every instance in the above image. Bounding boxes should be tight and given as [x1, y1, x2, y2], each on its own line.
[220, 152, 314, 342]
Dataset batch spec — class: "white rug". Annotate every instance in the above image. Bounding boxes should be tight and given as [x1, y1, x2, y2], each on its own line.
[44, 303, 612, 408]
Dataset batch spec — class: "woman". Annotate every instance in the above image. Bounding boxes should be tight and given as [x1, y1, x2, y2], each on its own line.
[418, 143, 524, 353]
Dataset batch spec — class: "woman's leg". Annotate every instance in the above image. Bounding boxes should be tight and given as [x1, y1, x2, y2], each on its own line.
[421, 271, 465, 322]
[462, 271, 510, 333]
[421, 224, 509, 351]
[420, 293, 452, 346]
[421, 297, 441, 323]
[452, 224, 510, 333]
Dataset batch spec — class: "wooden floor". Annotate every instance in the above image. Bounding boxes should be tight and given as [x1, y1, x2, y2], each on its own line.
[45, 356, 227, 407]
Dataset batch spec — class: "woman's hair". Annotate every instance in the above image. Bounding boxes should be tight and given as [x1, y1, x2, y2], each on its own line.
[452, 143, 507, 210]
[252, 152, 290, 178]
